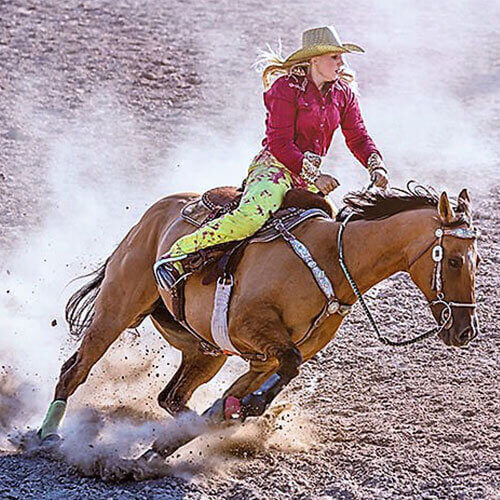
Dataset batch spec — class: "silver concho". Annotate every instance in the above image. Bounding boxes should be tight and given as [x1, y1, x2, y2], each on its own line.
[432, 245, 443, 262]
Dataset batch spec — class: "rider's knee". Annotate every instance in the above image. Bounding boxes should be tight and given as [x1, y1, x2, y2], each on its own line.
[233, 210, 268, 237]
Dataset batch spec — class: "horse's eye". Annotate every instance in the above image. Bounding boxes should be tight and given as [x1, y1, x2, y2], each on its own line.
[448, 257, 462, 269]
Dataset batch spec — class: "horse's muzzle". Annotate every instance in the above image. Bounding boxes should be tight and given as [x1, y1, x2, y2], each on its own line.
[456, 326, 477, 346]
[441, 312, 479, 347]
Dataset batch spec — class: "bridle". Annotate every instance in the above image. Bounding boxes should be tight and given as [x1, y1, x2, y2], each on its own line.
[337, 212, 480, 347]
[415, 223, 479, 332]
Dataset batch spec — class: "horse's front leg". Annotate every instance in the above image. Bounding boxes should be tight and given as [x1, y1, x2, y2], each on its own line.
[139, 348, 227, 463]
[220, 313, 344, 419]
[215, 309, 303, 420]
[213, 345, 302, 421]
[143, 314, 303, 459]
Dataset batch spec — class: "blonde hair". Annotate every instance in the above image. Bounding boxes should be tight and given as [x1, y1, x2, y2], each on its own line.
[254, 40, 358, 93]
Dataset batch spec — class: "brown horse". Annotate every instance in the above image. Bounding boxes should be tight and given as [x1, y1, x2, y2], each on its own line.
[38, 183, 480, 459]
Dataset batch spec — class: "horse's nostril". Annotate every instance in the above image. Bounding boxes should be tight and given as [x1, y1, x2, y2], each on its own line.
[457, 327, 474, 345]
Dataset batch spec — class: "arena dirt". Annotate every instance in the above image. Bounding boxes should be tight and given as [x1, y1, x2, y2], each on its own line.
[0, 1, 498, 499]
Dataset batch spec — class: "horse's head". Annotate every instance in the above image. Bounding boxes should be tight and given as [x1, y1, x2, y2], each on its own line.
[408, 189, 480, 347]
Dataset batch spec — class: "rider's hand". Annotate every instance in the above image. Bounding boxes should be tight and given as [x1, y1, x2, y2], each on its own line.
[370, 168, 389, 190]
[315, 174, 340, 195]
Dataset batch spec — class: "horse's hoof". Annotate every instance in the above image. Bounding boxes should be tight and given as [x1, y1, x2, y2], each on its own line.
[37, 430, 62, 448]
[203, 396, 244, 423]
[139, 448, 164, 464]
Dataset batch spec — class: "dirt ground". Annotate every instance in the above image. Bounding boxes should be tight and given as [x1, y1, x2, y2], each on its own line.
[0, 1, 499, 499]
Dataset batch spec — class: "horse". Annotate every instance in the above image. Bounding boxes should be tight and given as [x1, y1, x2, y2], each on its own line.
[38, 183, 480, 461]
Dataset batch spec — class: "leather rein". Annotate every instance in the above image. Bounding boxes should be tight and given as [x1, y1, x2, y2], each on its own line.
[337, 212, 479, 347]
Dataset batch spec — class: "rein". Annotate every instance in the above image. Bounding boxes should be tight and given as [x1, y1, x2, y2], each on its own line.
[337, 211, 479, 347]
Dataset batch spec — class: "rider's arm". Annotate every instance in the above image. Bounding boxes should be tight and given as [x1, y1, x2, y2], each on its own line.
[339, 83, 384, 171]
[263, 77, 304, 175]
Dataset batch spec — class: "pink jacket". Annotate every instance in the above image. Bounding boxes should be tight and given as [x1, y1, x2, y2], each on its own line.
[261, 74, 381, 175]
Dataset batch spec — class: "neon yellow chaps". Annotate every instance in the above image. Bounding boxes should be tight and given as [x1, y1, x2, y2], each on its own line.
[167, 152, 320, 262]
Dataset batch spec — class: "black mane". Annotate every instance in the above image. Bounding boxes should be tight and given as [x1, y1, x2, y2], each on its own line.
[341, 181, 466, 223]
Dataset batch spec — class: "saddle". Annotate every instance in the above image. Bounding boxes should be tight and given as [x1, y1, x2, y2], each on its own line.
[166, 187, 334, 325]
[182, 186, 333, 227]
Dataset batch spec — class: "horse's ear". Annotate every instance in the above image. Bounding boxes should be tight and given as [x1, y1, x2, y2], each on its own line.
[458, 188, 471, 209]
[438, 191, 456, 224]
[457, 188, 472, 219]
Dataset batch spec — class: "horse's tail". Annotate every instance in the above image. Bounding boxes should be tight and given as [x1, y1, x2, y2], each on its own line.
[65, 257, 110, 339]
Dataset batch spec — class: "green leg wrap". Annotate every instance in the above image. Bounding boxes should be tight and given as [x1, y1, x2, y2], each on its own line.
[39, 399, 67, 439]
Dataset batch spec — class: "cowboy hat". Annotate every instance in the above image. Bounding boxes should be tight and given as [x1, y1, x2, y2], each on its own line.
[285, 25, 364, 64]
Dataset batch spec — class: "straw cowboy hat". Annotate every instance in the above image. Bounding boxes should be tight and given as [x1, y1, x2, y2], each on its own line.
[285, 26, 364, 64]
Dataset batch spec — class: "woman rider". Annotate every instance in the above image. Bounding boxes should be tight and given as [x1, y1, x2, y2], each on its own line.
[155, 25, 389, 288]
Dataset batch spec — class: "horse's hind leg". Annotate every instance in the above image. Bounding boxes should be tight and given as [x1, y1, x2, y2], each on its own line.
[135, 318, 227, 458]
[39, 313, 139, 440]
[39, 266, 158, 440]
[143, 350, 227, 458]
[148, 305, 228, 416]
[54, 315, 130, 400]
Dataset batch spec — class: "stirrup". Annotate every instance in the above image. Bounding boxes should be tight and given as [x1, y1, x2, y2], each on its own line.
[153, 257, 188, 290]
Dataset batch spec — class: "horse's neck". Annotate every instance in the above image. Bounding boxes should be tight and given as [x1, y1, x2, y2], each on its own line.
[341, 209, 436, 296]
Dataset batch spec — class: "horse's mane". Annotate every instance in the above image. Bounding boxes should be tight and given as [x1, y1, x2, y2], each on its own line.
[342, 181, 467, 224]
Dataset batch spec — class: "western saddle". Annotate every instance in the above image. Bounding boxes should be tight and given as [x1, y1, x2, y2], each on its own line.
[163, 186, 334, 325]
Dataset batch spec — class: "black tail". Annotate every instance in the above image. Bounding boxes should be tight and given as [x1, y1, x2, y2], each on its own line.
[65, 258, 110, 339]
